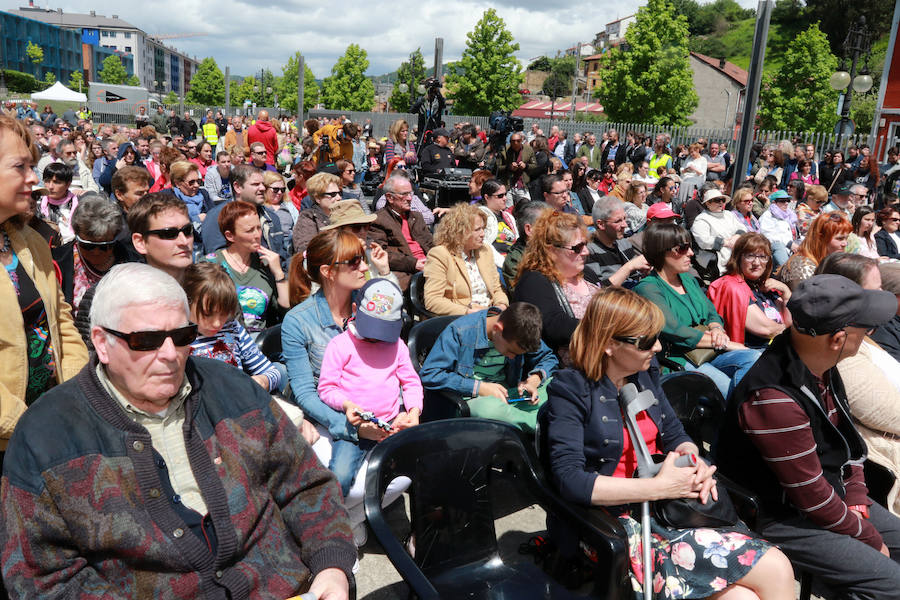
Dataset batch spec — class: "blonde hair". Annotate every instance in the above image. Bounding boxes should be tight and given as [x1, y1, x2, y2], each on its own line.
[168, 160, 199, 184]
[624, 181, 647, 206]
[306, 172, 341, 199]
[388, 119, 410, 144]
[434, 203, 487, 254]
[514, 209, 587, 286]
[569, 287, 665, 382]
[262, 170, 285, 188]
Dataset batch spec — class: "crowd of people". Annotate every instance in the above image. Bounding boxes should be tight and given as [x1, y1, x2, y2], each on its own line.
[3, 97, 900, 599]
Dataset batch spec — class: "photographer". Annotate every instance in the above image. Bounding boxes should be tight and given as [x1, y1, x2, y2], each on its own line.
[411, 77, 445, 149]
[312, 121, 357, 165]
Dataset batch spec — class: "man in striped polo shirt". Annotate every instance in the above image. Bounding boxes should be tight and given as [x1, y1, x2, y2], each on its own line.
[718, 274, 900, 598]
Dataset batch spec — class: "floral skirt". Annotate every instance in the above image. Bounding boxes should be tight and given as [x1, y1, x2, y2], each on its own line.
[619, 513, 773, 599]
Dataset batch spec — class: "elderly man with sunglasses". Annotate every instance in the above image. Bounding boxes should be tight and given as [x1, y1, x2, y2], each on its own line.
[0, 263, 355, 600]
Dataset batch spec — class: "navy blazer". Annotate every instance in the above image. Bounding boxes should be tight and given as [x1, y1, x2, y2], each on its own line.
[875, 229, 900, 260]
[546, 362, 693, 507]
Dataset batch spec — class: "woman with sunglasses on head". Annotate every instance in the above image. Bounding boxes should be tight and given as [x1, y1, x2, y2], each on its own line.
[513, 209, 597, 361]
[0, 114, 88, 441]
[424, 203, 508, 316]
[707, 233, 791, 349]
[202, 200, 289, 335]
[545, 287, 794, 599]
[292, 172, 342, 255]
[778, 212, 852, 291]
[635, 221, 761, 399]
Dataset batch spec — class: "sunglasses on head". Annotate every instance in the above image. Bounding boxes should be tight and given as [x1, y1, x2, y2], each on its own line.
[145, 223, 195, 240]
[671, 242, 691, 255]
[102, 323, 198, 351]
[553, 241, 587, 254]
[333, 254, 365, 269]
[75, 235, 116, 252]
[613, 333, 659, 351]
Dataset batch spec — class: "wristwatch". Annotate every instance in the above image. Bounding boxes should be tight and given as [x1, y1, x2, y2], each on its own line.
[849, 504, 870, 519]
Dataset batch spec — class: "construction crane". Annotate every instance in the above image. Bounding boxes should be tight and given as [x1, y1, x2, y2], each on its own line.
[149, 32, 209, 41]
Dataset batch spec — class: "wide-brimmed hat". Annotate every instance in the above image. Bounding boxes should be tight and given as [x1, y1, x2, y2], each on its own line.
[702, 188, 728, 204]
[321, 200, 377, 231]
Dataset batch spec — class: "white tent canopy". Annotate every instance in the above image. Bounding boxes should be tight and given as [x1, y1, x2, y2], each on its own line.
[31, 81, 87, 103]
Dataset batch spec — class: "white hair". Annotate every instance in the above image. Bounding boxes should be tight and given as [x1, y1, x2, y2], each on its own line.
[90, 263, 189, 332]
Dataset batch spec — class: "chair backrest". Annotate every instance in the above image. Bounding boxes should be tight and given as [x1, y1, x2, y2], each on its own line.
[407, 315, 458, 372]
[365, 419, 538, 578]
[408, 271, 435, 319]
[255, 324, 283, 363]
[660, 371, 725, 457]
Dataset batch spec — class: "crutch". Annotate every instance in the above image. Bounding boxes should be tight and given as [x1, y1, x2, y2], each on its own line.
[619, 383, 695, 600]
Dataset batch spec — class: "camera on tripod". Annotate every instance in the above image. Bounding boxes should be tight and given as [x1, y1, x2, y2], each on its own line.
[488, 110, 524, 151]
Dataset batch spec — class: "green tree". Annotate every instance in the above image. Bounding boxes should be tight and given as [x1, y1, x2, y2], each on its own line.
[43, 71, 56, 85]
[850, 92, 876, 132]
[231, 76, 258, 106]
[99, 54, 129, 85]
[185, 57, 225, 105]
[595, 0, 698, 125]
[446, 9, 524, 116]
[68, 70, 83, 91]
[528, 56, 553, 72]
[126, 74, 140, 86]
[321, 44, 375, 111]
[388, 49, 426, 112]
[277, 52, 320, 113]
[25, 41, 43, 66]
[164, 90, 179, 105]
[805, 0, 893, 56]
[757, 23, 839, 131]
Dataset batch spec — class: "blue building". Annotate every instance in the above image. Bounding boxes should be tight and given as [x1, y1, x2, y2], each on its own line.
[0, 10, 82, 83]
[92, 45, 134, 81]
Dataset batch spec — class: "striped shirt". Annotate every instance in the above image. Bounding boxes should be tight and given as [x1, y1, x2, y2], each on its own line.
[190, 320, 282, 392]
[739, 382, 881, 549]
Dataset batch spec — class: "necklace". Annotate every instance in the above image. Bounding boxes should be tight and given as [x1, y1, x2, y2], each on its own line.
[0, 229, 9, 253]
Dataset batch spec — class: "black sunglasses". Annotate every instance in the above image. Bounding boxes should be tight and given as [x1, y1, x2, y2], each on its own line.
[320, 191, 342, 199]
[671, 242, 691, 255]
[102, 323, 198, 351]
[333, 254, 365, 269]
[145, 223, 195, 240]
[553, 241, 587, 254]
[613, 333, 659, 351]
[75, 235, 116, 252]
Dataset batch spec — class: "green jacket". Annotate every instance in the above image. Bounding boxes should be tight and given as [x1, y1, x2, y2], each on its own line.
[577, 143, 603, 170]
[634, 271, 723, 365]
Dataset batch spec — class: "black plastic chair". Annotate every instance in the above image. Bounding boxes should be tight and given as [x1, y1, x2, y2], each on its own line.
[407, 316, 468, 421]
[255, 324, 282, 363]
[364, 419, 631, 600]
[408, 271, 436, 320]
[660, 371, 726, 458]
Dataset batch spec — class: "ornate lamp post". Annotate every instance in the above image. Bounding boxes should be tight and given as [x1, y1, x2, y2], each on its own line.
[829, 15, 873, 136]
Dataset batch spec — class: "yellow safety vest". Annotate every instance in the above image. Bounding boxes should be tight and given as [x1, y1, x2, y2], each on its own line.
[649, 153, 671, 176]
[202, 122, 218, 145]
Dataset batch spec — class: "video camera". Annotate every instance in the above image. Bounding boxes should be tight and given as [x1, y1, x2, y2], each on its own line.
[488, 110, 524, 152]
[424, 77, 441, 93]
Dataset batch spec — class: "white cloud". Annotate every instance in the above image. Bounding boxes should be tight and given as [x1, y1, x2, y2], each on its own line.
[33, 0, 760, 77]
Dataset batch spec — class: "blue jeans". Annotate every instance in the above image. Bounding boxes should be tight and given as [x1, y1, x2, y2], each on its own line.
[330, 438, 376, 496]
[684, 348, 761, 401]
[770, 241, 790, 267]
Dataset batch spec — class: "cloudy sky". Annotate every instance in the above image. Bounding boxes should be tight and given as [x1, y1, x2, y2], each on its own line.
[16, 0, 758, 78]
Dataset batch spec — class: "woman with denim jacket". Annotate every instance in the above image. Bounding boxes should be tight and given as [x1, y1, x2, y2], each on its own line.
[546, 287, 793, 599]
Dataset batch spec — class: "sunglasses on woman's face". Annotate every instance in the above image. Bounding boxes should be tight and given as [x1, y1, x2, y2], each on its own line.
[102, 323, 198, 351]
[75, 235, 116, 252]
[670, 242, 691, 255]
[613, 333, 659, 351]
[553, 241, 587, 255]
[333, 254, 365, 269]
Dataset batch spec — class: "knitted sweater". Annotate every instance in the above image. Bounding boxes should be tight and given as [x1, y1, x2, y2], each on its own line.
[0, 356, 355, 599]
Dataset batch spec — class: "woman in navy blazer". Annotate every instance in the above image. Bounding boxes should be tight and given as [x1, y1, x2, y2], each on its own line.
[545, 287, 793, 599]
[875, 207, 900, 260]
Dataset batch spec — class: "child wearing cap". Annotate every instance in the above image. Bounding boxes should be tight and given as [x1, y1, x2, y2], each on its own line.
[317, 278, 422, 495]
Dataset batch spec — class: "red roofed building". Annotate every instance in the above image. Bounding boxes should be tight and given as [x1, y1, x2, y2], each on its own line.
[689, 52, 748, 129]
[512, 100, 604, 119]
[873, 2, 900, 161]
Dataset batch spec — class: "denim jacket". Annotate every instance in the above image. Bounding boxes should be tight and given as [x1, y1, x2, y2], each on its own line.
[418, 310, 558, 397]
[281, 290, 357, 441]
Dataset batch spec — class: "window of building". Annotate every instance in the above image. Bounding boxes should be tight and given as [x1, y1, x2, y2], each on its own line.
[125, 46, 131, 52]
[124, 32, 131, 39]
[101, 30, 109, 37]
[109, 31, 116, 37]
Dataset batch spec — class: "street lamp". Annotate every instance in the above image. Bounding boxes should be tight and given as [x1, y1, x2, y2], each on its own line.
[830, 15, 873, 136]
[266, 86, 272, 107]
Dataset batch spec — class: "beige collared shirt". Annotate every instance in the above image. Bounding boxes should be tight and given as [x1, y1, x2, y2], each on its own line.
[96, 364, 208, 515]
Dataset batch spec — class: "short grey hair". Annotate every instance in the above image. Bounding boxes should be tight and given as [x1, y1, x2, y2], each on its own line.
[382, 173, 410, 195]
[879, 263, 900, 296]
[851, 184, 868, 197]
[100, 138, 117, 153]
[592, 196, 625, 223]
[55, 138, 74, 155]
[90, 263, 189, 332]
[72, 193, 124, 240]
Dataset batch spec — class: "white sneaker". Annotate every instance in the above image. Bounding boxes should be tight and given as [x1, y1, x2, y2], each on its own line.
[352, 522, 368, 547]
[352, 558, 360, 575]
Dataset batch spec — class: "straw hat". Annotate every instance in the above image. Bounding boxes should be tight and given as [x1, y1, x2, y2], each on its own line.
[321, 200, 377, 230]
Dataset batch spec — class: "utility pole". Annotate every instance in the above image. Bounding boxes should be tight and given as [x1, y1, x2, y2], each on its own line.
[733, 0, 773, 191]
[297, 54, 305, 126]
[570, 42, 582, 120]
[434, 38, 444, 82]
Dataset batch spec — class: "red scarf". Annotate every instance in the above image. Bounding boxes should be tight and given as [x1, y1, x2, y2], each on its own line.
[290, 184, 307, 211]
